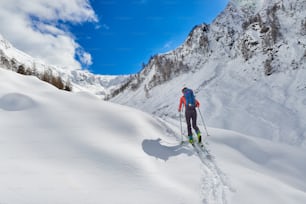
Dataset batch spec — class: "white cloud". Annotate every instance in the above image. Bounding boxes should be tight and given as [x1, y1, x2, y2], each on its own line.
[77, 49, 93, 67]
[0, 0, 98, 70]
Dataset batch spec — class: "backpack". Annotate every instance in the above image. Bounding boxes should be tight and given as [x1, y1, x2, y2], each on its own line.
[184, 88, 196, 107]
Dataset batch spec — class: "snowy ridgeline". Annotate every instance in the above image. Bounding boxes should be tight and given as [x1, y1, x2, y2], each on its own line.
[1, 67, 306, 204]
[0, 33, 130, 98]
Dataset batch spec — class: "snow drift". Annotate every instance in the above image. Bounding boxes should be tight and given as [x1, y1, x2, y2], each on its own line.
[1, 67, 306, 204]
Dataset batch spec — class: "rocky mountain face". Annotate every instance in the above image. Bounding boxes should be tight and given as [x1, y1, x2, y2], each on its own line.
[110, 0, 306, 147]
[109, 0, 306, 99]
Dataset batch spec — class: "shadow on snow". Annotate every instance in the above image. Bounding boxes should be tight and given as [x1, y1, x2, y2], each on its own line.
[142, 138, 193, 161]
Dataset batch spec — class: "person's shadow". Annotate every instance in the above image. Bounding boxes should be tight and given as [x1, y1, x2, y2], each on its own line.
[142, 138, 193, 161]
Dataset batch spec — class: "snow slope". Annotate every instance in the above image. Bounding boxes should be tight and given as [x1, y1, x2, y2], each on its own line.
[1, 68, 306, 204]
[112, 57, 306, 147]
[0, 68, 202, 203]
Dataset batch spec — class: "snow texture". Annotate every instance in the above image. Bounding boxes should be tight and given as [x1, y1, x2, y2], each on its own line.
[1, 67, 306, 204]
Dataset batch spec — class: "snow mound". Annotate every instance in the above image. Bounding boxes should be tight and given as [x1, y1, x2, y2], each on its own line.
[0, 93, 36, 111]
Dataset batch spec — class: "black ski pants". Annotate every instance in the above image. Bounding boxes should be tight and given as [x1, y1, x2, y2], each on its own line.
[185, 107, 199, 137]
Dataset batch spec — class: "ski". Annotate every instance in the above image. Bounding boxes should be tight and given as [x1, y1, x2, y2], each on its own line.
[198, 142, 208, 152]
[181, 140, 201, 154]
[195, 142, 213, 160]
[181, 136, 212, 159]
[191, 143, 202, 155]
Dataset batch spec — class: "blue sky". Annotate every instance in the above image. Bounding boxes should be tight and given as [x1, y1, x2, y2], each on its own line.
[0, 0, 229, 76]
[72, 0, 229, 75]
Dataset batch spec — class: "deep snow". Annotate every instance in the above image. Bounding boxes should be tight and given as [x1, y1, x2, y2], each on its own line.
[1, 68, 306, 204]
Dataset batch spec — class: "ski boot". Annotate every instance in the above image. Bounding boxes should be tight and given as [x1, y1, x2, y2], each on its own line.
[196, 130, 201, 143]
[188, 135, 194, 144]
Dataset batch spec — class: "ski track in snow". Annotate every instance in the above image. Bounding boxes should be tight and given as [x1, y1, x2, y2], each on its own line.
[195, 143, 233, 204]
[157, 117, 233, 204]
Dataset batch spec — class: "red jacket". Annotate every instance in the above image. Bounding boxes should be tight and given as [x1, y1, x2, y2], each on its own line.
[178, 96, 200, 111]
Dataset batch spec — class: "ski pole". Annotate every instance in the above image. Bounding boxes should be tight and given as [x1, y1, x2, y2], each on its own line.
[197, 107, 210, 137]
[179, 109, 183, 143]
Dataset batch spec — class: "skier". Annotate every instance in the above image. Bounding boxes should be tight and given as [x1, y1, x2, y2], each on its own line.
[178, 87, 201, 144]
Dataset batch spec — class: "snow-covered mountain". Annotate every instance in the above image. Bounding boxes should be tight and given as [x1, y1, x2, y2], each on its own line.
[0, 34, 130, 98]
[110, 0, 306, 147]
